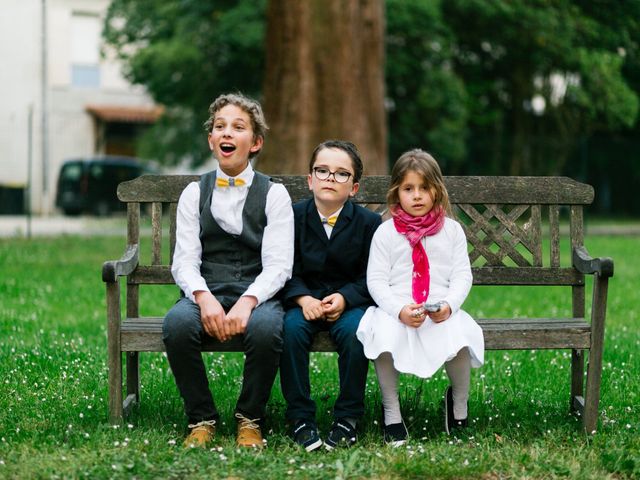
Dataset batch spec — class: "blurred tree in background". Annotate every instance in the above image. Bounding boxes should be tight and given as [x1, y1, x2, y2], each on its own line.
[261, 0, 386, 174]
[104, 0, 640, 213]
[441, 0, 639, 177]
[103, 0, 266, 166]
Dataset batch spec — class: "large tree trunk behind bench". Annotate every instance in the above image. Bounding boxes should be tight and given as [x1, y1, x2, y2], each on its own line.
[260, 0, 387, 175]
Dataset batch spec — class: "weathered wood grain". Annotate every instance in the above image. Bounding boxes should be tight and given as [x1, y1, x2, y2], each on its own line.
[118, 175, 594, 205]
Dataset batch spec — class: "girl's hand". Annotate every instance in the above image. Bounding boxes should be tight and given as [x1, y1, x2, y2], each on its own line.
[399, 303, 427, 329]
[428, 302, 451, 323]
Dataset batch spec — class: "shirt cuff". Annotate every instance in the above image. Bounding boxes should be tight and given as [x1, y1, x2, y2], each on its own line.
[242, 285, 265, 306]
[186, 280, 210, 303]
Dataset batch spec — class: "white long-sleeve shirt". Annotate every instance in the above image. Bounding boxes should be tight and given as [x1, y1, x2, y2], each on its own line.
[366, 217, 473, 320]
[171, 164, 294, 305]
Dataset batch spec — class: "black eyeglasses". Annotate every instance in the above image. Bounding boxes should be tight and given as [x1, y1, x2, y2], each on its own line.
[312, 167, 353, 184]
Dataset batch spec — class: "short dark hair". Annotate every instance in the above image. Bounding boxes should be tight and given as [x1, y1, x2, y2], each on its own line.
[308, 140, 364, 183]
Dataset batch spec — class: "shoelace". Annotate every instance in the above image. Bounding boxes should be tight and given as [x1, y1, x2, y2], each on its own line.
[187, 419, 216, 430]
[335, 421, 356, 441]
[293, 422, 309, 435]
[235, 413, 260, 432]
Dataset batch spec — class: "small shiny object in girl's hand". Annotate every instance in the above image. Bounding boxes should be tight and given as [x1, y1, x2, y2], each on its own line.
[423, 301, 443, 313]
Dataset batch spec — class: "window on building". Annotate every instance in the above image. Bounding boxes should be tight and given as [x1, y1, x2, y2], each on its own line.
[71, 12, 101, 88]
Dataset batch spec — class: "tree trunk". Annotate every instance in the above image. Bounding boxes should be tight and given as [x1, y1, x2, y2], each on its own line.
[260, 0, 387, 175]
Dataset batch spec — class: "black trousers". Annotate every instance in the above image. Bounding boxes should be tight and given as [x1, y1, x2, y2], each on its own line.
[162, 296, 284, 423]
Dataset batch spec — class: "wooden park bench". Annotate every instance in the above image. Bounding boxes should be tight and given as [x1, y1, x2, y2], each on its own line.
[103, 174, 613, 432]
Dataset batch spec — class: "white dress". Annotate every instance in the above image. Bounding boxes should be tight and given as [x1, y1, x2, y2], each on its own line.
[356, 217, 484, 378]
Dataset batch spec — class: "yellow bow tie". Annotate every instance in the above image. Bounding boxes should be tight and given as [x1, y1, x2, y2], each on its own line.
[321, 215, 338, 227]
[216, 177, 246, 187]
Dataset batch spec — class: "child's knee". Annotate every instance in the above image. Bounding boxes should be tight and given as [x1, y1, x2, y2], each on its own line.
[162, 304, 201, 346]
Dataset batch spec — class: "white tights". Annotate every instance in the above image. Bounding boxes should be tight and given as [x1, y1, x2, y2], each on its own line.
[375, 348, 471, 425]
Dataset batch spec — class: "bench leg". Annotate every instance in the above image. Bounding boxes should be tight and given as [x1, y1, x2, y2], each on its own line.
[107, 282, 123, 423]
[583, 347, 603, 433]
[583, 273, 609, 433]
[125, 352, 140, 414]
[570, 349, 585, 414]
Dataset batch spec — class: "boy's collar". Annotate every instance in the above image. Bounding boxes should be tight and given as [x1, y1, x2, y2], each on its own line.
[317, 205, 344, 221]
[216, 163, 254, 182]
[310, 198, 354, 220]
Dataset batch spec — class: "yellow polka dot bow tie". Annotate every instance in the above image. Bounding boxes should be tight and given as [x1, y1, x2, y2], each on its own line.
[321, 216, 338, 227]
[216, 177, 246, 187]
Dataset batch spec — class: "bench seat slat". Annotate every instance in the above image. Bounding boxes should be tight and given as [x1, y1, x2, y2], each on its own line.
[121, 317, 590, 352]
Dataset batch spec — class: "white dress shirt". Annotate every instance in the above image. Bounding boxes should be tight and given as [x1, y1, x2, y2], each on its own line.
[171, 164, 294, 305]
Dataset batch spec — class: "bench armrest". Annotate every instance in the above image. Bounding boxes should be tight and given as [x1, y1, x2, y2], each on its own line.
[102, 244, 140, 283]
[572, 246, 614, 278]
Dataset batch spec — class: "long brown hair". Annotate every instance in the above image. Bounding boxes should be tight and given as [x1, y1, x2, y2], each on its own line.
[387, 149, 452, 216]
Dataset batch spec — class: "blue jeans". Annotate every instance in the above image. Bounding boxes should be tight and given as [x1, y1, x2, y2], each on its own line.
[280, 306, 369, 422]
[162, 296, 284, 423]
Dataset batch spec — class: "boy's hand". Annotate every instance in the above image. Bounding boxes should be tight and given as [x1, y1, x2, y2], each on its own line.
[194, 290, 227, 341]
[296, 295, 325, 321]
[399, 303, 427, 329]
[226, 296, 258, 335]
[321, 293, 346, 322]
[428, 302, 451, 323]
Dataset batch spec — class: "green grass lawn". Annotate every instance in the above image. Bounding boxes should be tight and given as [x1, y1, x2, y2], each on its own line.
[0, 234, 638, 479]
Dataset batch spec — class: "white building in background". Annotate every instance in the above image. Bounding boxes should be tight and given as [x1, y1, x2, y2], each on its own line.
[0, 0, 160, 215]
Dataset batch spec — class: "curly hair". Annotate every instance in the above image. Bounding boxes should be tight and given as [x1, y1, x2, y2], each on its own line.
[203, 93, 268, 159]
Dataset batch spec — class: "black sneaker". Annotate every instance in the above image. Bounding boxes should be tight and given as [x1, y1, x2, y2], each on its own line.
[324, 419, 357, 450]
[444, 386, 468, 434]
[383, 421, 408, 447]
[291, 420, 322, 452]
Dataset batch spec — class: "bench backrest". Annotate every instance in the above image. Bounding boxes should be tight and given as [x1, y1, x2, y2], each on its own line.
[118, 174, 593, 317]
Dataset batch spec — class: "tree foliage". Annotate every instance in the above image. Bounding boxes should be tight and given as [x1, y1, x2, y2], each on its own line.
[103, 0, 640, 185]
[103, 0, 266, 165]
[441, 0, 640, 175]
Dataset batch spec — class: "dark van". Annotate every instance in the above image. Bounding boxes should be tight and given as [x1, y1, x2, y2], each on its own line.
[55, 156, 155, 216]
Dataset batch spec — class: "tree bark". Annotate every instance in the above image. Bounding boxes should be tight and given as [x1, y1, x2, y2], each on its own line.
[260, 0, 387, 175]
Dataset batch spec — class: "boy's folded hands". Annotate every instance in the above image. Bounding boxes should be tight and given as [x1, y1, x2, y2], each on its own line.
[297, 295, 326, 321]
[195, 290, 227, 341]
[195, 291, 258, 341]
[321, 293, 346, 322]
[296, 293, 346, 322]
[226, 296, 258, 336]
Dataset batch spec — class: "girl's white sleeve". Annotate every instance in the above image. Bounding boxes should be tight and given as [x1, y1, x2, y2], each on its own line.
[367, 225, 405, 319]
[442, 221, 473, 314]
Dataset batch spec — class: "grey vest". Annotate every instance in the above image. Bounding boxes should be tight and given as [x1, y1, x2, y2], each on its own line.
[198, 171, 272, 303]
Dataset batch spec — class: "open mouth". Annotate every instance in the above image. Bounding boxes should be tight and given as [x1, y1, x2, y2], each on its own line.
[220, 143, 236, 154]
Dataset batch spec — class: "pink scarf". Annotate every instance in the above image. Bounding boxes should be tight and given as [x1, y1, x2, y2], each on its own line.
[393, 205, 445, 303]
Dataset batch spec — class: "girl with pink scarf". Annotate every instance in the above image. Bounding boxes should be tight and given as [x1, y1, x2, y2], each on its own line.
[356, 149, 484, 446]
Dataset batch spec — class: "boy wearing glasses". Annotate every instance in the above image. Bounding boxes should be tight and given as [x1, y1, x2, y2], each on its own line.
[279, 140, 381, 450]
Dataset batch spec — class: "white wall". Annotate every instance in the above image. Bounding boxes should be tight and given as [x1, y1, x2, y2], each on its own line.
[0, 0, 156, 214]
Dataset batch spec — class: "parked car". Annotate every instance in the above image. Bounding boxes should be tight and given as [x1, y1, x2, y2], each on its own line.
[55, 156, 156, 216]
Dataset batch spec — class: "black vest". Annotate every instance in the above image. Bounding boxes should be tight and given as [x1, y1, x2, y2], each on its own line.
[198, 171, 272, 304]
